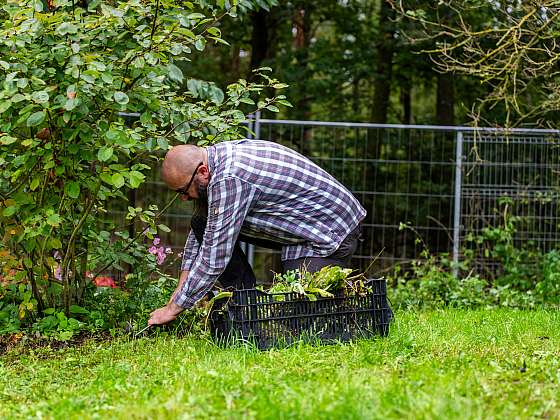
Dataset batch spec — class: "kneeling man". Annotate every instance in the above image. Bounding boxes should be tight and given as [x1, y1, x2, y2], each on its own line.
[149, 139, 366, 325]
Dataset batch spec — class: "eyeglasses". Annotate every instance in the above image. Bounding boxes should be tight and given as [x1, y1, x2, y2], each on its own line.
[175, 162, 203, 196]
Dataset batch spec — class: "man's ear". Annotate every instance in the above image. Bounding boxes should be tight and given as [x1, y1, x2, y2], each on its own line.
[198, 164, 210, 180]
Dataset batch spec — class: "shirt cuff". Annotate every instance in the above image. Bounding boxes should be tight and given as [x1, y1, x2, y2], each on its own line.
[173, 294, 198, 310]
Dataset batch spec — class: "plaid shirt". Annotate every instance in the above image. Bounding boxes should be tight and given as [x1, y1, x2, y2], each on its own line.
[174, 140, 366, 308]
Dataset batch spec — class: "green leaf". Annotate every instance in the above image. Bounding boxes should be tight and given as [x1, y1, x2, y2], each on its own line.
[266, 105, 280, 113]
[11, 93, 25, 103]
[98, 147, 114, 162]
[113, 91, 129, 105]
[31, 91, 49, 104]
[3, 206, 17, 217]
[157, 137, 169, 150]
[158, 223, 171, 233]
[194, 38, 206, 51]
[187, 13, 206, 19]
[30, 176, 40, 191]
[277, 99, 293, 107]
[105, 128, 125, 142]
[207, 27, 221, 37]
[140, 112, 152, 124]
[128, 170, 145, 188]
[65, 182, 80, 199]
[0, 135, 17, 145]
[69, 305, 89, 315]
[101, 72, 113, 84]
[56, 22, 78, 35]
[100, 172, 113, 185]
[0, 100, 12, 114]
[26, 111, 46, 127]
[167, 64, 183, 83]
[50, 238, 62, 249]
[208, 86, 224, 105]
[46, 214, 62, 227]
[64, 98, 77, 111]
[239, 97, 255, 105]
[17, 78, 28, 89]
[111, 173, 125, 188]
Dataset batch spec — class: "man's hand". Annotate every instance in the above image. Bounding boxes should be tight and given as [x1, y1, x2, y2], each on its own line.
[148, 302, 184, 326]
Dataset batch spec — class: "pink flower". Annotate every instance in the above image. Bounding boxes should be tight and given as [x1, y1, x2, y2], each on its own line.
[148, 246, 157, 255]
[156, 251, 166, 265]
[153, 237, 161, 246]
[54, 264, 62, 281]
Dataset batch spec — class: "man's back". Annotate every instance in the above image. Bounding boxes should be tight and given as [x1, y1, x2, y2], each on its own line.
[207, 139, 366, 260]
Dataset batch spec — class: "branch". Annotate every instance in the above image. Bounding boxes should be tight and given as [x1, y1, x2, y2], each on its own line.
[90, 193, 179, 279]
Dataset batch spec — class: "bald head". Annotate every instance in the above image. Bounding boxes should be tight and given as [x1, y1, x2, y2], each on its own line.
[161, 144, 206, 189]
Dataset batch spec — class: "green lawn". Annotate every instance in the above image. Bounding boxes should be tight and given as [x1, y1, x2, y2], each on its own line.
[1, 309, 559, 419]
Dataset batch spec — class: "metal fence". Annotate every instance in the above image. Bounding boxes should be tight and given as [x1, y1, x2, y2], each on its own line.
[136, 114, 560, 280]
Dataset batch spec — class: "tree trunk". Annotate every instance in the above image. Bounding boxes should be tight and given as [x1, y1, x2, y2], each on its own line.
[292, 6, 313, 155]
[436, 72, 455, 125]
[400, 79, 412, 125]
[231, 43, 240, 81]
[249, 9, 269, 79]
[371, 0, 396, 124]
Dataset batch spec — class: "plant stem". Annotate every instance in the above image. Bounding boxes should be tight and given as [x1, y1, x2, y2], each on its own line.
[28, 259, 45, 313]
[150, 0, 160, 43]
[60, 185, 99, 312]
[91, 193, 178, 279]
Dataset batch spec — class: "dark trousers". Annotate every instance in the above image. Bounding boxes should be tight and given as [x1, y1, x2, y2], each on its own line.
[190, 213, 361, 290]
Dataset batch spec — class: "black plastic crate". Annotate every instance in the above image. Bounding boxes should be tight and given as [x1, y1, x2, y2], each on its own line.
[210, 278, 392, 349]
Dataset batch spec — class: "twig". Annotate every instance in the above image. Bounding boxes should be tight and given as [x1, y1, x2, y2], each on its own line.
[90, 193, 179, 279]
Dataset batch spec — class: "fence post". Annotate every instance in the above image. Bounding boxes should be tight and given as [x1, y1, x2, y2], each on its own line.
[244, 112, 261, 267]
[452, 131, 464, 278]
[254, 110, 262, 139]
[238, 116, 256, 256]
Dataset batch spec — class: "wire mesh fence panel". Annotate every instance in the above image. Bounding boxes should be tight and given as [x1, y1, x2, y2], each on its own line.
[460, 132, 560, 275]
[108, 116, 560, 282]
[253, 121, 458, 279]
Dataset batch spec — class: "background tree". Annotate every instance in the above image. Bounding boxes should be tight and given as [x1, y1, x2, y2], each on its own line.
[185, 0, 501, 125]
[392, 0, 560, 127]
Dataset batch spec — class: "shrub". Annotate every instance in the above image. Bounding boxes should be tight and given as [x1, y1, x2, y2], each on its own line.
[0, 0, 288, 336]
[389, 211, 559, 310]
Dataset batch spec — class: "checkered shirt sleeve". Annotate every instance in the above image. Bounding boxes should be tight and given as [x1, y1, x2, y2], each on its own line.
[173, 176, 261, 309]
[180, 230, 199, 272]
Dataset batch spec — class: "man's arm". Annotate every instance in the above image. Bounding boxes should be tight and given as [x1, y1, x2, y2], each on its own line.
[173, 177, 260, 309]
[181, 230, 199, 271]
[149, 177, 260, 325]
[149, 227, 198, 325]
[168, 270, 189, 305]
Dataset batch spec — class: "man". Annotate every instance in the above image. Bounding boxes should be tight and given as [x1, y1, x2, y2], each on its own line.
[148, 139, 366, 326]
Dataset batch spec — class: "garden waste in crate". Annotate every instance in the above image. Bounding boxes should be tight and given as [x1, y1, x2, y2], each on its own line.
[210, 278, 392, 349]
